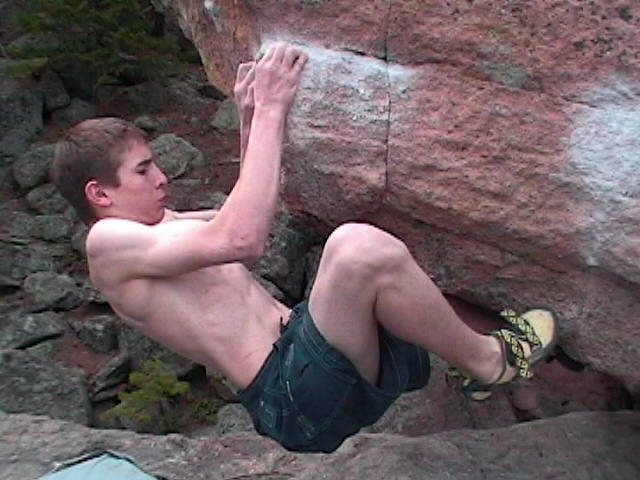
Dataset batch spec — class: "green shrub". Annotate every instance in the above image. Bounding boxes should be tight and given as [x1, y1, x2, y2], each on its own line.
[104, 358, 190, 434]
[3, 57, 48, 78]
[193, 396, 224, 424]
[12, 0, 186, 90]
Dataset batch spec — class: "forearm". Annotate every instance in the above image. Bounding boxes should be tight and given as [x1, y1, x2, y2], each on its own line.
[212, 107, 286, 251]
[239, 110, 253, 170]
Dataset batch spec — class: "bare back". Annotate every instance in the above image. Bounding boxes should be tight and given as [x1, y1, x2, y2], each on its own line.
[87, 218, 291, 389]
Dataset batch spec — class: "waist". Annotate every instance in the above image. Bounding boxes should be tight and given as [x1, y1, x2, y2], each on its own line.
[236, 302, 304, 395]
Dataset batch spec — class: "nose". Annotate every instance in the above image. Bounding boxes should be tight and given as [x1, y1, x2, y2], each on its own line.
[152, 162, 168, 187]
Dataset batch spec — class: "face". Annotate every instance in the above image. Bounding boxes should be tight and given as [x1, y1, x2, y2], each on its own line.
[102, 139, 169, 225]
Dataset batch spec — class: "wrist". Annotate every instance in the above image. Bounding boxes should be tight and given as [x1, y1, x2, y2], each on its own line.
[253, 103, 287, 120]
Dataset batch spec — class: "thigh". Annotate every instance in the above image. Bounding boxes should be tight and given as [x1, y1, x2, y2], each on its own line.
[308, 230, 381, 384]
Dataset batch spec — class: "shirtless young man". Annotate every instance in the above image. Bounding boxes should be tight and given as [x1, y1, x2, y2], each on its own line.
[51, 42, 557, 453]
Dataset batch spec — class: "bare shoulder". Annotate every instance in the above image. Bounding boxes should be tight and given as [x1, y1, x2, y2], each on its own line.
[86, 218, 149, 258]
[86, 216, 227, 280]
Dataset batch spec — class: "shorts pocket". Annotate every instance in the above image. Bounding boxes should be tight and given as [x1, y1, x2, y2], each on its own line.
[255, 398, 278, 434]
[284, 344, 357, 442]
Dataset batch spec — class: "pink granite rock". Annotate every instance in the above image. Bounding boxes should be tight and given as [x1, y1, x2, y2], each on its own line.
[169, 0, 640, 398]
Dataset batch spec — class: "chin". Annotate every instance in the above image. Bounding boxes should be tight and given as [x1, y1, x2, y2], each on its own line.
[138, 209, 165, 225]
[146, 215, 165, 226]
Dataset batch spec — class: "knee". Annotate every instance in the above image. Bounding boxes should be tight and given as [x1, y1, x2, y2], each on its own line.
[323, 223, 410, 277]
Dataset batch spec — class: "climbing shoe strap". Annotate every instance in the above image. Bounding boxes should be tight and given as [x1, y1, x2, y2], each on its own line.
[500, 309, 542, 349]
[493, 328, 533, 379]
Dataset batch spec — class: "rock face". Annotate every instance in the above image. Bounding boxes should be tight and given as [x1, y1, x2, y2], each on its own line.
[168, 0, 640, 396]
[2, 411, 639, 480]
[0, 350, 92, 425]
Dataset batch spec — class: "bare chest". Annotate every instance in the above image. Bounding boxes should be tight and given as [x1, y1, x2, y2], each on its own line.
[97, 263, 259, 327]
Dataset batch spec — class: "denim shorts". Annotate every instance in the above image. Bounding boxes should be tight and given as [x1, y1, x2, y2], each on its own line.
[236, 300, 431, 453]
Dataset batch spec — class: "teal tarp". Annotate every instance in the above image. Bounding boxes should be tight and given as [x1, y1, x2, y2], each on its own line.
[38, 452, 157, 480]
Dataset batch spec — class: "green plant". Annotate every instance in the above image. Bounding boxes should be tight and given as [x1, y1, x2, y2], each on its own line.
[193, 397, 224, 424]
[12, 0, 185, 90]
[3, 57, 48, 78]
[104, 358, 190, 433]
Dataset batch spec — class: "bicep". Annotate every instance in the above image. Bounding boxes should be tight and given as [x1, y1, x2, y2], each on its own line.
[175, 209, 219, 221]
[87, 218, 242, 280]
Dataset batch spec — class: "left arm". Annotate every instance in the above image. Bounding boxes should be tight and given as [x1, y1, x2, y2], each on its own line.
[162, 208, 218, 222]
[161, 64, 253, 225]
[234, 61, 256, 171]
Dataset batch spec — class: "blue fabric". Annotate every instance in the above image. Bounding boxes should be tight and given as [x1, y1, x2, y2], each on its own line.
[237, 300, 431, 453]
[39, 452, 157, 480]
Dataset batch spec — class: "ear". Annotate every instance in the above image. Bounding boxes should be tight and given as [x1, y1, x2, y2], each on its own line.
[85, 179, 112, 208]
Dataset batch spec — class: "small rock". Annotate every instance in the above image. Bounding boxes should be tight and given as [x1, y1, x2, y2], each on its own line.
[25, 183, 70, 214]
[39, 70, 71, 113]
[76, 274, 108, 305]
[23, 271, 83, 312]
[12, 144, 54, 190]
[150, 134, 205, 179]
[210, 97, 239, 131]
[69, 314, 119, 353]
[0, 311, 65, 350]
[0, 241, 72, 287]
[30, 214, 74, 241]
[0, 349, 92, 425]
[51, 98, 96, 127]
[188, 403, 253, 438]
[70, 223, 89, 255]
[134, 115, 163, 134]
[119, 323, 195, 376]
[93, 352, 131, 395]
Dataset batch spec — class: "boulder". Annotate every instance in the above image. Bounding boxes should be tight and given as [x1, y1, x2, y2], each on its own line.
[12, 143, 54, 190]
[22, 271, 83, 312]
[92, 352, 130, 397]
[170, 0, 640, 396]
[68, 314, 119, 353]
[210, 97, 239, 131]
[0, 350, 91, 425]
[150, 133, 205, 179]
[1, 410, 639, 479]
[30, 214, 74, 242]
[0, 210, 36, 243]
[0, 0, 28, 45]
[134, 114, 164, 134]
[250, 207, 313, 301]
[0, 310, 65, 350]
[189, 403, 254, 438]
[119, 322, 196, 376]
[25, 183, 70, 215]
[121, 75, 214, 114]
[50, 98, 96, 127]
[50, 56, 97, 100]
[38, 69, 71, 113]
[0, 241, 72, 287]
[75, 273, 109, 305]
[0, 80, 43, 163]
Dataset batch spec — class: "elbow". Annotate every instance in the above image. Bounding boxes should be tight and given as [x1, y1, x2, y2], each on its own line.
[242, 240, 266, 263]
[231, 233, 267, 263]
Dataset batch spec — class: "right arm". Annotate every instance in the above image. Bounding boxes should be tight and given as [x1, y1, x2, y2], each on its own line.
[212, 43, 307, 258]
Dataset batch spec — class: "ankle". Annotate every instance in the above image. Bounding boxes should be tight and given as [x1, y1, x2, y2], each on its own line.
[475, 335, 507, 384]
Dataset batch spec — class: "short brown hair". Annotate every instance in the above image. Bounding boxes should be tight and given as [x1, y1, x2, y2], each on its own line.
[51, 117, 147, 224]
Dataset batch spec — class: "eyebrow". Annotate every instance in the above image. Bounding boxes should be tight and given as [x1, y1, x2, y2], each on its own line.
[135, 158, 153, 170]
